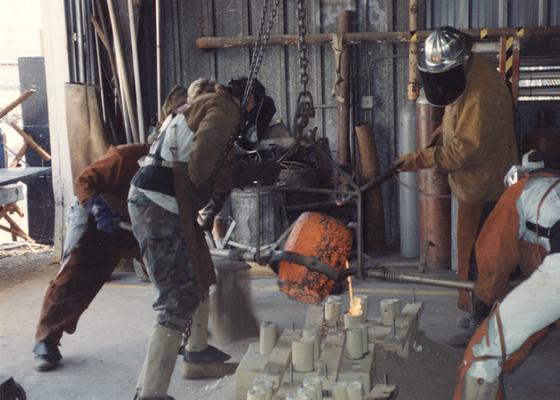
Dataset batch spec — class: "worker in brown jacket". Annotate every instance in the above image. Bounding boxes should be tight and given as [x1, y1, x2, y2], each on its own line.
[129, 77, 275, 399]
[32, 143, 149, 371]
[394, 26, 518, 348]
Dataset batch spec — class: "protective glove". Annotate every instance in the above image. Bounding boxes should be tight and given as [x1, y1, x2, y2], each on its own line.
[198, 192, 230, 232]
[393, 148, 436, 172]
[85, 194, 121, 234]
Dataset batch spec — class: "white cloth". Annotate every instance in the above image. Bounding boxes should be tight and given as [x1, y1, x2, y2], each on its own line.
[467, 175, 560, 383]
[136, 114, 195, 214]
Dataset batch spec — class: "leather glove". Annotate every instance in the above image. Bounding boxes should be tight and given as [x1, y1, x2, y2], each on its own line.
[85, 194, 121, 234]
[393, 148, 436, 172]
[198, 192, 230, 232]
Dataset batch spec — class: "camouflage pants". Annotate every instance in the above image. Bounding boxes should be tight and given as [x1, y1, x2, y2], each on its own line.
[128, 186, 200, 332]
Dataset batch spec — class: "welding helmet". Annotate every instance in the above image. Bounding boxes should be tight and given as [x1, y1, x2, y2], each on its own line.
[418, 27, 471, 107]
[228, 76, 276, 148]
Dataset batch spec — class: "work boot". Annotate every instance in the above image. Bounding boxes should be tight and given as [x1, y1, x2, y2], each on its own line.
[461, 375, 499, 400]
[182, 345, 237, 380]
[448, 322, 478, 349]
[458, 315, 480, 330]
[138, 324, 182, 399]
[33, 341, 62, 372]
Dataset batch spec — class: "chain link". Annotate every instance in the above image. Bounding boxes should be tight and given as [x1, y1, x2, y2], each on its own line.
[210, 0, 280, 185]
[293, 0, 315, 138]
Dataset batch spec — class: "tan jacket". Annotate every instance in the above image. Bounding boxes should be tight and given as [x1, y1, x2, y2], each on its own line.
[418, 54, 518, 202]
[185, 90, 241, 199]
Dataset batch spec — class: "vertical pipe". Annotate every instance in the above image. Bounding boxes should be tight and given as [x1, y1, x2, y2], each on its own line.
[336, 10, 352, 165]
[416, 91, 450, 269]
[407, 0, 419, 101]
[255, 186, 261, 263]
[398, 102, 419, 258]
[91, 0, 107, 124]
[107, 0, 139, 142]
[356, 192, 363, 278]
[128, 0, 146, 143]
[355, 123, 386, 253]
[156, 0, 162, 119]
[74, 0, 85, 83]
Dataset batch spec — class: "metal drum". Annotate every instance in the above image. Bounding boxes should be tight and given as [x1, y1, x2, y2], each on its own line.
[230, 188, 285, 248]
[277, 212, 352, 304]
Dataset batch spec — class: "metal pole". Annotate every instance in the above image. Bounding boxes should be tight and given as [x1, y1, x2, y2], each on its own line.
[91, 0, 107, 124]
[155, 0, 162, 120]
[336, 10, 352, 165]
[195, 26, 560, 49]
[256, 186, 261, 263]
[365, 268, 475, 290]
[74, 0, 85, 82]
[107, 0, 139, 142]
[407, 0, 419, 101]
[128, 0, 146, 143]
[356, 191, 363, 278]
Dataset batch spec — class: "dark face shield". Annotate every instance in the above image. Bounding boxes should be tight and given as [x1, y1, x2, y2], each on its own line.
[419, 64, 466, 107]
[238, 95, 277, 147]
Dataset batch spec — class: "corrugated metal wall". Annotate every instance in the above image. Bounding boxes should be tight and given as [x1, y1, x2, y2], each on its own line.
[154, 0, 560, 246]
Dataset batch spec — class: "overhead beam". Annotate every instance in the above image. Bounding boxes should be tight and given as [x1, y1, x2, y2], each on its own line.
[196, 26, 560, 49]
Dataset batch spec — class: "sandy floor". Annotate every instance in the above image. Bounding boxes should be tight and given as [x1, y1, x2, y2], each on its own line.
[0, 256, 559, 400]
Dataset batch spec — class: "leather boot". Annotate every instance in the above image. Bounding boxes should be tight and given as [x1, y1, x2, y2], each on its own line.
[138, 324, 182, 399]
[33, 341, 62, 372]
[461, 376, 499, 400]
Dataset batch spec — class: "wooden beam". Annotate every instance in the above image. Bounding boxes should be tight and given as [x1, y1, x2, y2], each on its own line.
[9, 123, 51, 161]
[0, 89, 35, 119]
[9, 144, 28, 167]
[196, 26, 560, 49]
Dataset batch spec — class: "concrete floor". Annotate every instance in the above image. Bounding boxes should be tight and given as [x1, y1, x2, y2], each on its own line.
[1, 259, 559, 400]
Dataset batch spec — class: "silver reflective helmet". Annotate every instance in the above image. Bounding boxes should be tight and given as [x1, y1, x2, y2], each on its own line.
[418, 28, 468, 73]
[418, 27, 470, 106]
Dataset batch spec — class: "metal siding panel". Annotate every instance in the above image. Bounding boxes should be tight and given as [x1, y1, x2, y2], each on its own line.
[247, 0, 288, 129]
[214, 0, 250, 83]
[552, 0, 559, 25]
[177, 0, 216, 87]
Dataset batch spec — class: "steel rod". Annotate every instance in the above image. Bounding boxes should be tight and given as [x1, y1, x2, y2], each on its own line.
[256, 185, 356, 196]
[196, 26, 560, 49]
[365, 268, 475, 290]
[128, 0, 145, 143]
[155, 0, 162, 120]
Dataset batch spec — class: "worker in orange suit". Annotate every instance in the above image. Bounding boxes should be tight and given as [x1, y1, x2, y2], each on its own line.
[453, 150, 560, 400]
[394, 26, 518, 348]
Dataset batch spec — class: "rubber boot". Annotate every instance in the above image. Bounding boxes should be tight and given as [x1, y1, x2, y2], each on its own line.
[33, 341, 62, 372]
[138, 324, 182, 399]
[460, 376, 499, 400]
[182, 298, 236, 379]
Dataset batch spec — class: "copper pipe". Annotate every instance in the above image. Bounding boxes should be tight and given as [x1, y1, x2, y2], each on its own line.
[355, 123, 385, 252]
[196, 26, 560, 49]
[416, 95, 450, 270]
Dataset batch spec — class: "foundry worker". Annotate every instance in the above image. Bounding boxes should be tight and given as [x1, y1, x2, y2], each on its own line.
[453, 151, 560, 400]
[32, 142, 150, 372]
[394, 26, 518, 348]
[128, 77, 275, 399]
[31, 79, 217, 373]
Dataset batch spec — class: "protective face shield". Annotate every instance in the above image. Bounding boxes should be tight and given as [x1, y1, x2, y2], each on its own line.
[503, 165, 528, 187]
[239, 95, 276, 143]
[418, 27, 470, 106]
[503, 150, 547, 187]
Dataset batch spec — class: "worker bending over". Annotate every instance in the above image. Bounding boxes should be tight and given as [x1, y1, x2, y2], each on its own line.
[32, 142, 149, 371]
[395, 26, 518, 347]
[128, 77, 275, 399]
[454, 151, 560, 400]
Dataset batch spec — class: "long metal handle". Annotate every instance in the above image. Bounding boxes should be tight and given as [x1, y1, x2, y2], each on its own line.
[365, 268, 475, 290]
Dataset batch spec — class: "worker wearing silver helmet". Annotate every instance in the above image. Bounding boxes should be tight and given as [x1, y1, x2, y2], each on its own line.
[394, 26, 518, 348]
[453, 151, 560, 400]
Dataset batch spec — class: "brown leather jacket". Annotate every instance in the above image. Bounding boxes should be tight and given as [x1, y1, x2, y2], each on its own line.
[411, 54, 519, 202]
[75, 143, 150, 218]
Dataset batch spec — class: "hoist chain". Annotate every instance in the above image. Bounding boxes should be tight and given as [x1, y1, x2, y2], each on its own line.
[294, 0, 315, 138]
[209, 0, 280, 186]
[243, 0, 281, 108]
